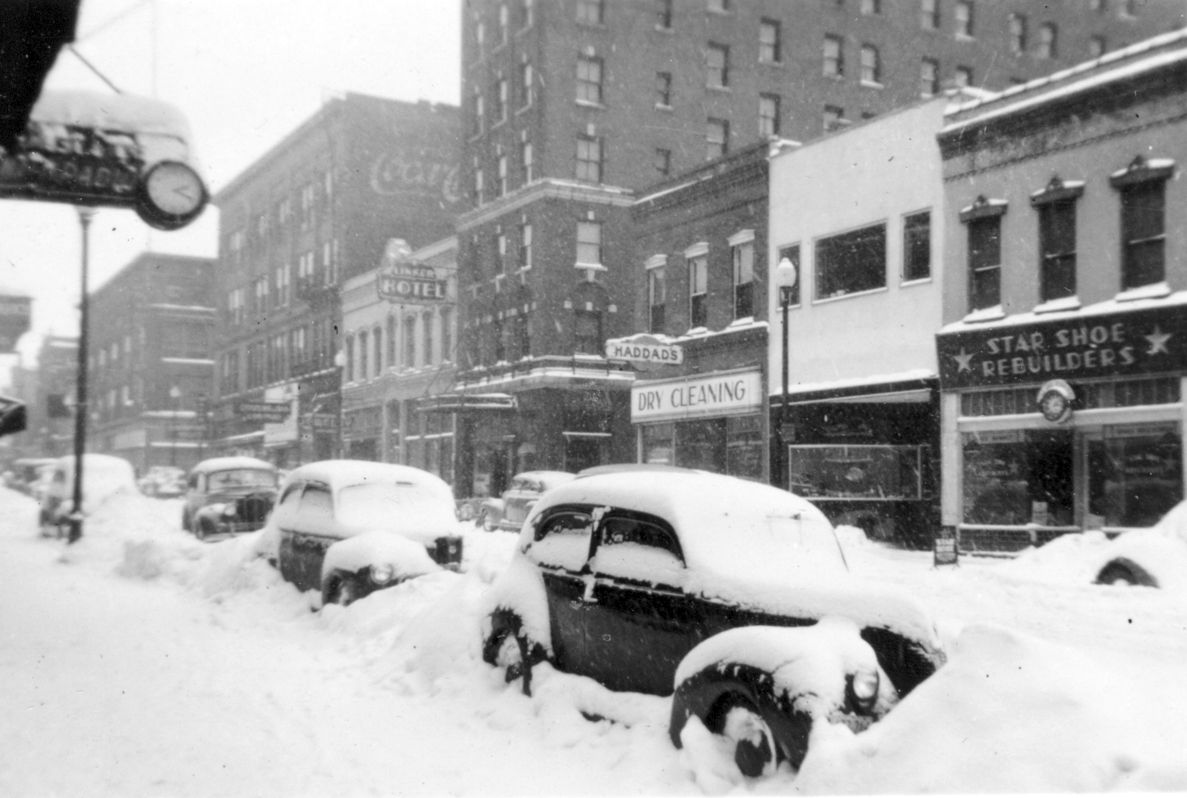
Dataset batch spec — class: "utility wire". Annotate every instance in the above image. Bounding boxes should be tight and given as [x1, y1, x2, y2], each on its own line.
[66, 45, 124, 94]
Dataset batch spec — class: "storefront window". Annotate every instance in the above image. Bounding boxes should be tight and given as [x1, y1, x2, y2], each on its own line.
[641, 417, 762, 479]
[643, 423, 674, 465]
[789, 444, 923, 499]
[1088, 423, 1181, 528]
[676, 419, 726, 471]
[725, 415, 762, 480]
[962, 430, 1073, 526]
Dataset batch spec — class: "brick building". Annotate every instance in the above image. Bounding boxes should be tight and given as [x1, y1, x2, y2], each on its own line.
[936, 29, 1187, 551]
[87, 252, 216, 474]
[211, 93, 462, 467]
[455, 0, 1184, 494]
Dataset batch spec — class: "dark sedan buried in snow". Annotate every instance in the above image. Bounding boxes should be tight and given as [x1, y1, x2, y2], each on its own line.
[481, 470, 945, 779]
[182, 457, 279, 541]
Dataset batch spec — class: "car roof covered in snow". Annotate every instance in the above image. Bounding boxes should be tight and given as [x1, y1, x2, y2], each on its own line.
[511, 471, 575, 489]
[284, 460, 453, 498]
[190, 457, 276, 475]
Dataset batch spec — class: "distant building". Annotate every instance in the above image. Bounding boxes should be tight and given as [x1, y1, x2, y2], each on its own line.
[21, 335, 78, 458]
[936, 29, 1187, 551]
[211, 93, 462, 467]
[87, 252, 216, 474]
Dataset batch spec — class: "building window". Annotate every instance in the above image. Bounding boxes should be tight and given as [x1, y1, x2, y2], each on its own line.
[576, 220, 602, 266]
[861, 0, 880, 14]
[423, 314, 434, 364]
[920, 58, 939, 97]
[576, 0, 603, 25]
[706, 117, 729, 159]
[1112, 156, 1172, 290]
[498, 4, 509, 44]
[519, 60, 533, 108]
[954, 66, 973, 87]
[1008, 13, 1027, 54]
[497, 153, 508, 197]
[648, 262, 666, 333]
[823, 105, 844, 132]
[441, 307, 453, 362]
[732, 239, 754, 319]
[275, 264, 290, 306]
[1038, 23, 1057, 58]
[921, 0, 939, 30]
[759, 94, 780, 137]
[373, 326, 384, 374]
[656, 71, 672, 107]
[955, 1, 974, 37]
[472, 155, 484, 203]
[823, 35, 843, 77]
[357, 330, 369, 380]
[903, 211, 931, 282]
[574, 309, 602, 354]
[1089, 36, 1107, 58]
[707, 43, 729, 88]
[576, 134, 603, 182]
[497, 231, 508, 273]
[471, 88, 484, 137]
[656, 0, 673, 29]
[404, 315, 417, 367]
[961, 197, 1007, 311]
[386, 315, 397, 367]
[776, 244, 801, 306]
[654, 148, 671, 177]
[816, 223, 886, 300]
[577, 55, 603, 104]
[688, 254, 708, 327]
[494, 76, 508, 123]
[520, 222, 533, 268]
[860, 44, 880, 84]
[521, 0, 534, 28]
[1037, 199, 1078, 302]
[759, 18, 781, 63]
[520, 138, 533, 184]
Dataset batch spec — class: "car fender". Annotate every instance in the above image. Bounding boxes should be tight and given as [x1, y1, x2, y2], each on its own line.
[320, 530, 440, 585]
[481, 553, 554, 659]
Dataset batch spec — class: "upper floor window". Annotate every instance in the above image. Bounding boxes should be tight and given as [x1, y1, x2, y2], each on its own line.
[520, 222, 533, 268]
[647, 258, 666, 333]
[423, 314, 435, 365]
[960, 196, 1007, 311]
[576, 134, 603, 182]
[732, 236, 755, 319]
[954, 1, 974, 37]
[921, 0, 939, 30]
[954, 66, 973, 88]
[1111, 156, 1174, 290]
[497, 153, 508, 197]
[654, 148, 672, 177]
[357, 330, 369, 381]
[903, 211, 932, 282]
[373, 326, 384, 374]
[576, 220, 603, 266]
[656, 71, 672, 107]
[759, 19, 781, 63]
[521, 0, 534, 28]
[688, 252, 708, 327]
[577, 55, 603, 104]
[816, 223, 886, 300]
[823, 105, 845, 132]
[707, 43, 730, 88]
[1008, 14, 1027, 54]
[1038, 23, 1058, 58]
[519, 60, 534, 107]
[404, 315, 417, 367]
[498, 4, 509, 44]
[520, 138, 534, 184]
[920, 58, 939, 97]
[1089, 36, 1107, 58]
[707, 0, 729, 12]
[706, 117, 729, 160]
[860, 44, 880, 85]
[759, 94, 780, 137]
[823, 35, 843, 77]
[494, 76, 508, 123]
[471, 89, 484, 137]
[577, 0, 603, 25]
[574, 310, 603, 355]
[1035, 195, 1079, 303]
[861, 0, 880, 15]
[656, 0, 673, 29]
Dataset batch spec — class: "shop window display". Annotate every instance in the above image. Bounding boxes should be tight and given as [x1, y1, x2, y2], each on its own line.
[1088, 423, 1181, 528]
[962, 430, 1073, 527]
[788, 444, 925, 500]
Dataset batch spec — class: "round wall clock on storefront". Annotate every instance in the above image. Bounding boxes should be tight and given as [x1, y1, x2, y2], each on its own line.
[136, 160, 208, 231]
[1037, 379, 1075, 424]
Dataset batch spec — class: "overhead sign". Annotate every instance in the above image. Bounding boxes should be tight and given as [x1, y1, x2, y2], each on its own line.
[605, 334, 684, 365]
[632, 370, 762, 423]
[376, 238, 448, 303]
[937, 303, 1187, 390]
[0, 294, 32, 353]
[236, 400, 291, 423]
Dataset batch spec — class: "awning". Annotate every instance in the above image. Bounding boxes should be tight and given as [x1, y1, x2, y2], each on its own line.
[417, 393, 517, 414]
[773, 371, 938, 407]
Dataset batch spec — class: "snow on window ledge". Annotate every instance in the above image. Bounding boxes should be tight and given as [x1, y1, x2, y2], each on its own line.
[962, 305, 1005, 323]
[1033, 296, 1081, 314]
[1116, 282, 1171, 302]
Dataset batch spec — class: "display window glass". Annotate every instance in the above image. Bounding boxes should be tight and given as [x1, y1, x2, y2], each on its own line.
[1088, 423, 1181, 528]
[789, 444, 924, 500]
[962, 430, 1073, 526]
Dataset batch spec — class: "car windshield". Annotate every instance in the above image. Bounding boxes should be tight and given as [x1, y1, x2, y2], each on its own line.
[336, 481, 450, 528]
[207, 469, 275, 491]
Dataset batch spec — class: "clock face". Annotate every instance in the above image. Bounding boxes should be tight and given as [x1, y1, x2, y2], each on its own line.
[1040, 391, 1069, 422]
[144, 161, 206, 217]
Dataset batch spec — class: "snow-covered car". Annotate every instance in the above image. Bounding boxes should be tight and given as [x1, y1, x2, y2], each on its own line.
[1093, 500, 1187, 589]
[140, 465, 186, 498]
[481, 470, 945, 778]
[38, 453, 137, 536]
[263, 460, 464, 606]
[182, 457, 278, 541]
[477, 470, 575, 532]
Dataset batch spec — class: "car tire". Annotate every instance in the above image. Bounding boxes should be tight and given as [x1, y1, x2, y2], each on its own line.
[323, 575, 360, 607]
[180, 510, 190, 532]
[480, 509, 495, 532]
[482, 610, 542, 696]
[195, 518, 215, 541]
[719, 697, 779, 779]
[1096, 558, 1156, 588]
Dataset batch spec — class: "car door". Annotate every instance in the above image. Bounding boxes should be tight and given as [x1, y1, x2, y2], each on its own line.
[279, 480, 339, 592]
[523, 506, 595, 672]
[583, 511, 699, 695]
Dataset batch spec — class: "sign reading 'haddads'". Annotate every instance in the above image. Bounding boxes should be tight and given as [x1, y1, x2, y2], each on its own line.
[631, 370, 762, 423]
[936, 303, 1187, 390]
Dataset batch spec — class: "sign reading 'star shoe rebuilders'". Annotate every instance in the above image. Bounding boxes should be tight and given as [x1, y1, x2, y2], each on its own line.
[632, 369, 762, 423]
[936, 302, 1187, 390]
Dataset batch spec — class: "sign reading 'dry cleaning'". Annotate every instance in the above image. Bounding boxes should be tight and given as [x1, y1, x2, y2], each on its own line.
[631, 370, 762, 423]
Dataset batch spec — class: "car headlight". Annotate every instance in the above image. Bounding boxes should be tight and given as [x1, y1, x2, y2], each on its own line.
[848, 669, 880, 712]
[369, 563, 396, 584]
[221, 504, 238, 518]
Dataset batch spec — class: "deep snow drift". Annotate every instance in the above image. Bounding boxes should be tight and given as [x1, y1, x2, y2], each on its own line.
[2, 486, 1186, 795]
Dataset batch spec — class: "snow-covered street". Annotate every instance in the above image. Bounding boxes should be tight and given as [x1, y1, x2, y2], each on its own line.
[3, 486, 1187, 796]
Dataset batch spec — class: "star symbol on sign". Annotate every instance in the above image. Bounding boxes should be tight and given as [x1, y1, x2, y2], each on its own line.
[1145, 326, 1172, 355]
[952, 348, 974, 372]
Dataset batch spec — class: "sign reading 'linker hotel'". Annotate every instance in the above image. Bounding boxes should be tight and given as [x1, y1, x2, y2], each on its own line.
[936, 302, 1187, 390]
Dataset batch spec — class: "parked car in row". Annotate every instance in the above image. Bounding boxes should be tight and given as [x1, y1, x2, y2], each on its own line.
[37, 453, 138, 537]
[481, 469, 945, 778]
[1092, 499, 1187, 589]
[477, 470, 575, 532]
[259, 460, 464, 607]
[182, 457, 279, 541]
[139, 465, 186, 498]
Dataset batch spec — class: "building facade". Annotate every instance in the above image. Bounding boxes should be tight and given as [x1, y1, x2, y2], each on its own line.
[341, 236, 458, 481]
[211, 93, 462, 468]
[768, 97, 949, 546]
[86, 253, 216, 474]
[457, 0, 1183, 494]
[936, 29, 1187, 552]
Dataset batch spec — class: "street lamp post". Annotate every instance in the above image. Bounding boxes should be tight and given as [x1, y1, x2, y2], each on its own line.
[775, 256, 798, 491]
[169, 384, 181, 467]
[68, 207, 96, 545]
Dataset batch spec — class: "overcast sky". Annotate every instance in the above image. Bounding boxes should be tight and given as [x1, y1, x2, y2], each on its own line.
[0, 0, 460, 368]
